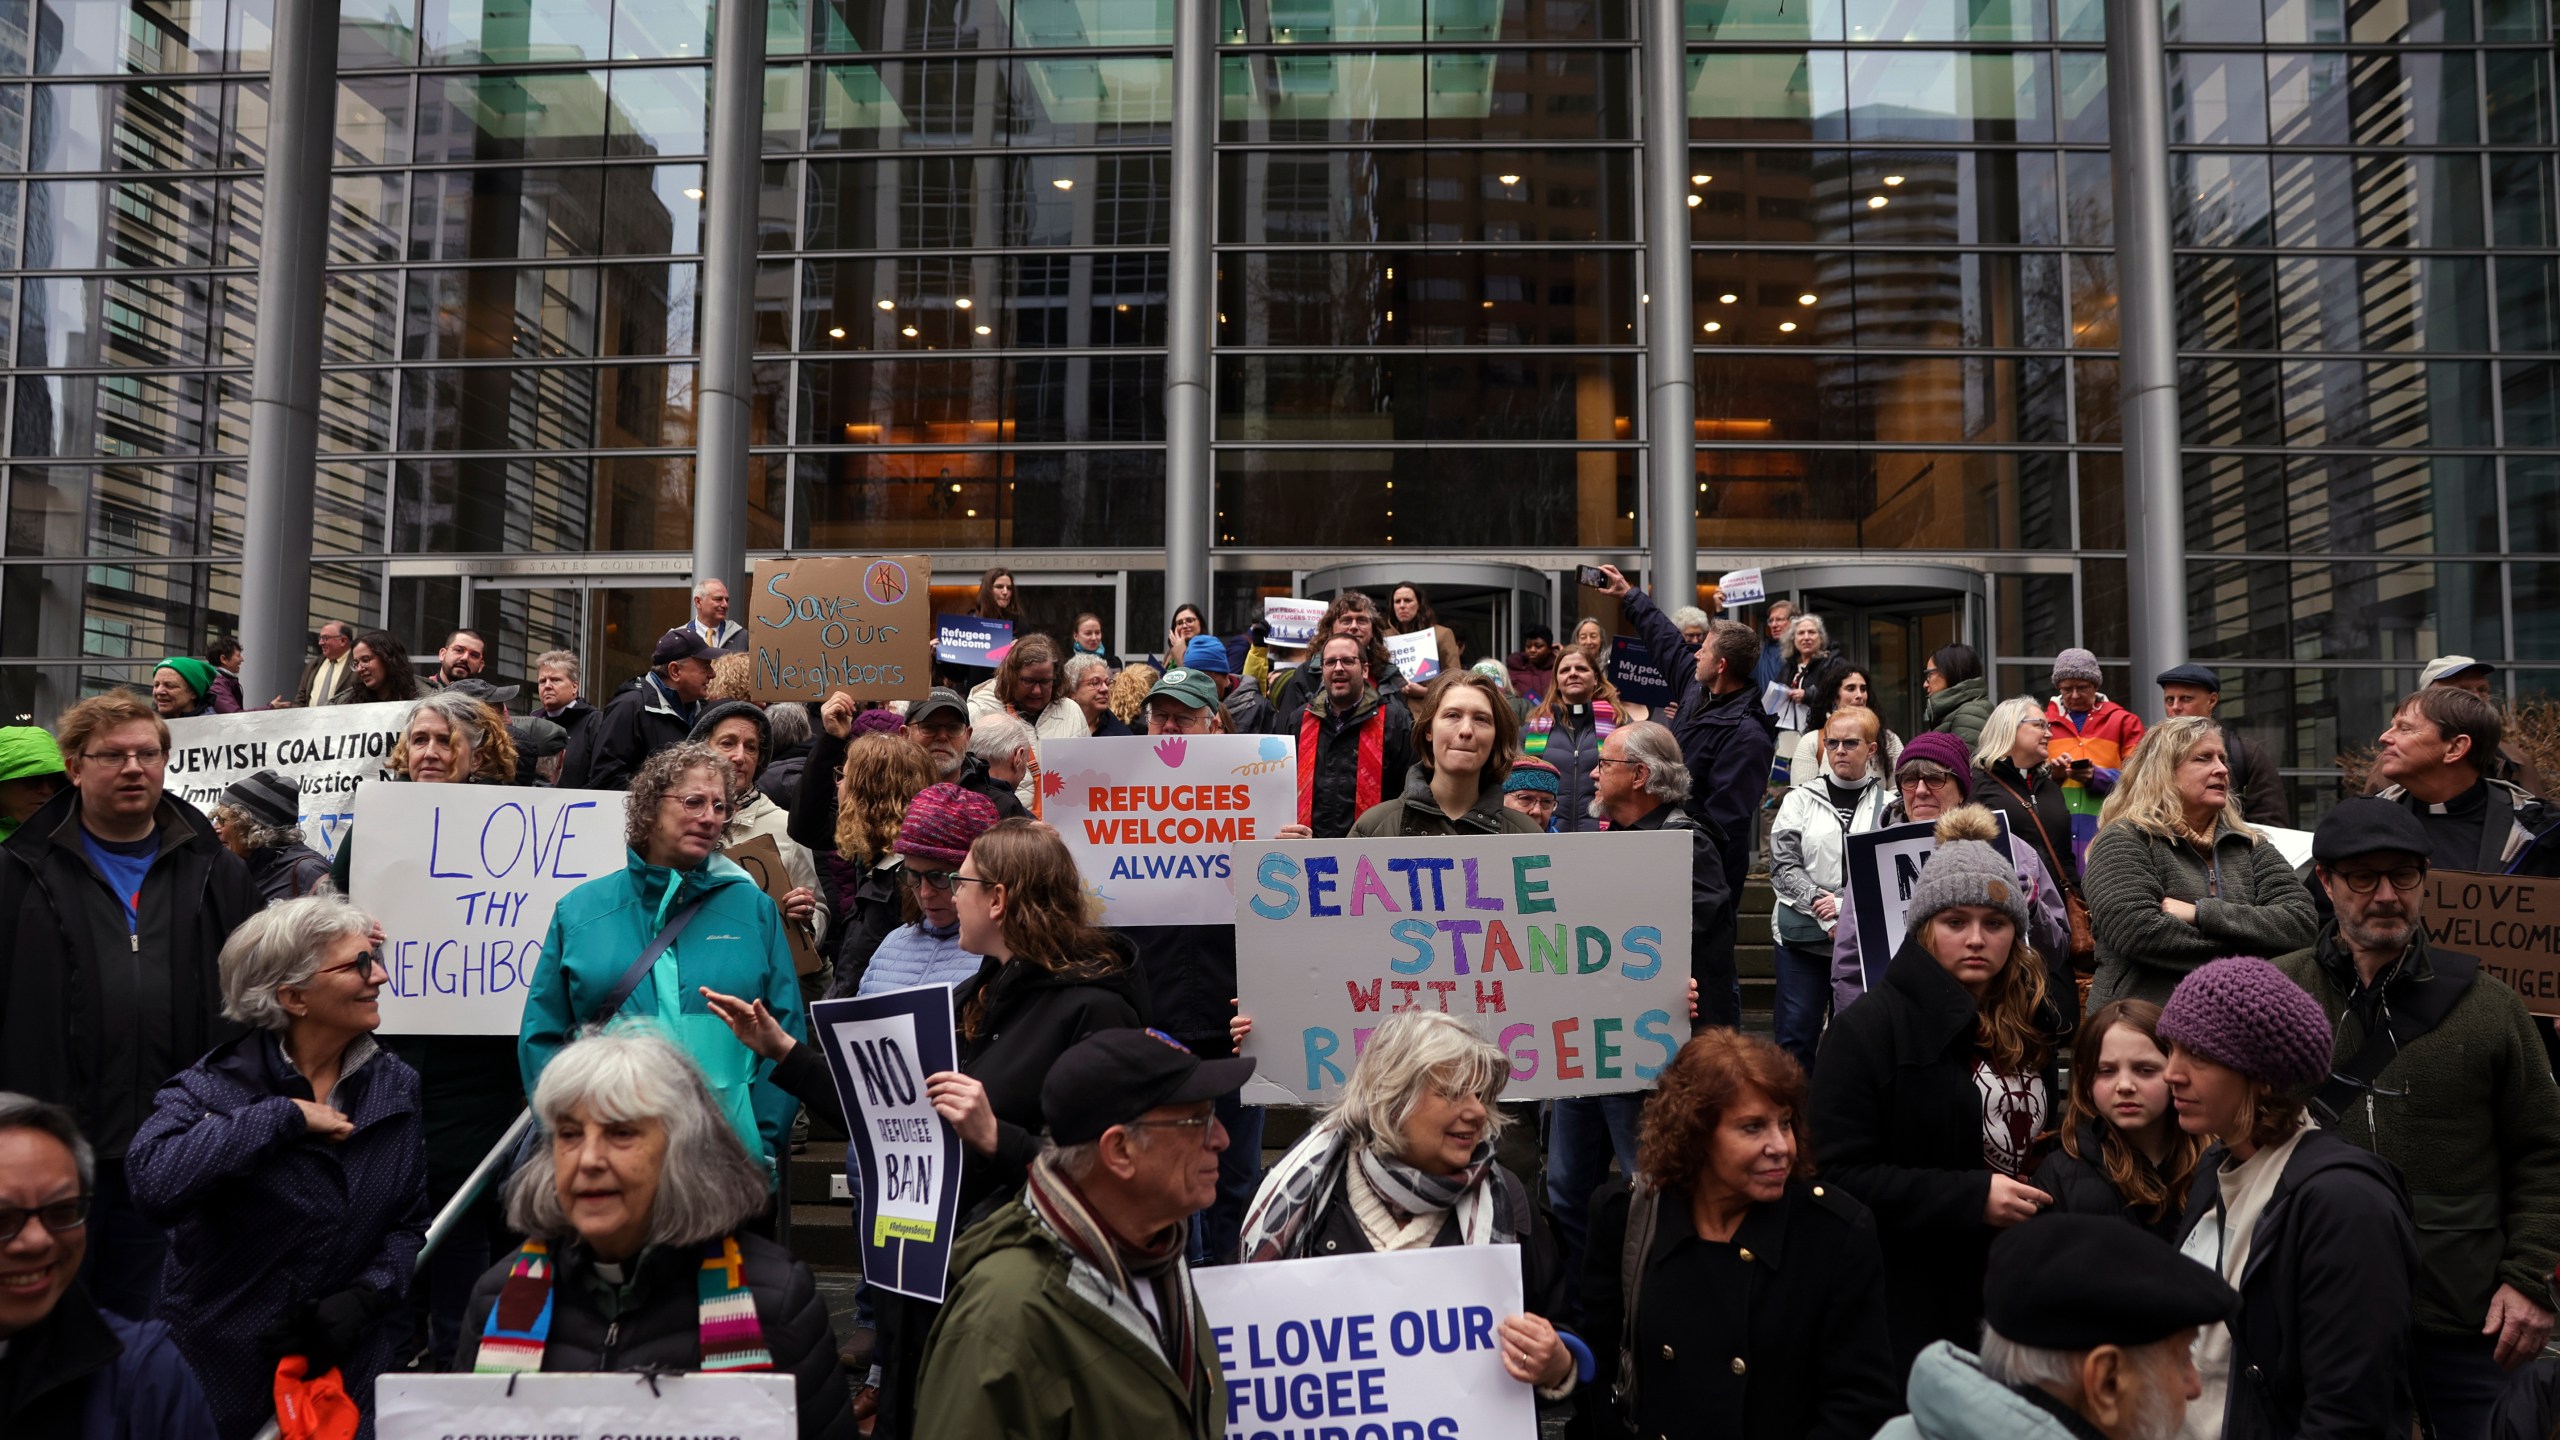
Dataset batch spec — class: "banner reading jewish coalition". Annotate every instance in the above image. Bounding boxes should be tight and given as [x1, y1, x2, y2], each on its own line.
[1233, 832, 1692, 1103]
[1844, 815, 2015, 992]
[377, 1374, 794, 1440]
[164, 702, 410, 857]
[1038, 733, 1299, 927]
[1193, 1245, 1537, 1440]
[808, 988, 964, 1302]
[748, 554, 932, 703]
[349, 782, 626, 1035]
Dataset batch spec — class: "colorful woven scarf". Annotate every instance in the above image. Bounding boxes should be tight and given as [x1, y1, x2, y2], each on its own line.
[1521, 697, 1616, 757]
[473, 1237, 772, 1374]
[1025, 1149, 1200, 1390]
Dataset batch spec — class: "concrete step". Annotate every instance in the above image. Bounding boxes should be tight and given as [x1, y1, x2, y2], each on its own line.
[789, 1203, 863, 1269]
[790, 1140, 849, 1205]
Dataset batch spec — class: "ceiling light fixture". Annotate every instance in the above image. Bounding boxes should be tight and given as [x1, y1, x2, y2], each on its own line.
[1690, 173, 1710, 185]
[974, 324, 991, 335]
[827, 326, 845, 338]
[877, 299, 895, 310]
[1797, 293, 1817, 305]
[1498, 173, 1521, 185]
[1883, 174, 1905, 186]
[1051, 177, 1075, 190]
[901, 325, 918, 337]
[1719, 292, 1738, 304]
[1868, 195, 1888, 208]
[1779, 320, 1798, 332]
[682, 187, 704, 200]
[1703, 321, 1720, 332]
[1686, 194, 1702, 207]
[955, 297, 973, 310]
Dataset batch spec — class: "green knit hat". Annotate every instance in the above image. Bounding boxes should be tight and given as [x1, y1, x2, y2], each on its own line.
[0, 726, 65, 783]
[155, 656, 215, 698]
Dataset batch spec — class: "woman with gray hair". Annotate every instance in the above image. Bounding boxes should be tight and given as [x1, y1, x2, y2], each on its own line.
[211, 769, 332, 901]
[1231, 1010, 1584, 1399]
[127, 894, 427, 1439]
[453, 1029, 854, 1438]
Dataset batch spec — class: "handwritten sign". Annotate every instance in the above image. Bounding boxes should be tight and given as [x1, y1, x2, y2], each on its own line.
[749, 554, 932, 703]
[808, 988, 964, 1302]
[1234, 832, 1693, 1103]
[933, 613, 1012, 668]
[1195, 1245, 1536, 1440]
[1718, 567, 1766, 606]
[1843, 815, 2015, 993]
[1264, 597, 1327, 648]
[727, 834, 821, 976]
[1386, 630, 1441, 683]
[164, 701, 411, 857]
[1037, 734, 1299, 927]
[1607, 635, 1673, 708]
[349, 782, 627, 1035]
[378, 1374, 794, 1440]
[2427, 870, 2560, 1016]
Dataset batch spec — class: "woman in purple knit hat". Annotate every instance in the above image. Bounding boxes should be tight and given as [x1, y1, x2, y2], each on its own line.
[2162, 955, 2417, 1440]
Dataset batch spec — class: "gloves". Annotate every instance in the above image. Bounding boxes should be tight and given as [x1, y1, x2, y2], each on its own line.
[1249, 621, 1271, 646]
[263, 1284, 396, 1373]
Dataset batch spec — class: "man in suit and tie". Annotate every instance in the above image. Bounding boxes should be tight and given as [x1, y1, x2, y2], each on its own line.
[290, 621, 359, 708]
[691, 577, 747, 653]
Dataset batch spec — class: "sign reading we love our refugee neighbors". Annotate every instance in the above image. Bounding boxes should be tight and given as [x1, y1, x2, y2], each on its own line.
[1039, 733, 1299, 927]
[1234, 832, 1693, 1104]
[748, 554, 932, 703]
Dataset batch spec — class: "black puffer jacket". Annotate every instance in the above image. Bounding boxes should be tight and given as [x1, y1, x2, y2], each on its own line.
[2030, 1120, 2186, 1241]
[243, 840, 332, 902]
[453, 1232, 853, 1440]
[949, 942, 1150, 1223]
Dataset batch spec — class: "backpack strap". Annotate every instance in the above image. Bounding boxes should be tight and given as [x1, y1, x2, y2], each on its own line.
[593, 893, 710, 1026]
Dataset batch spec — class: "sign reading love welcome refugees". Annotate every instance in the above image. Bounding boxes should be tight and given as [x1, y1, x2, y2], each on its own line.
[749, 554, 932, 703]
[164, 701, 411, 857]
[1038, 733, 1299, 927]
[349, 782, 627, 1035]
[1234, 832, 1693, 1103]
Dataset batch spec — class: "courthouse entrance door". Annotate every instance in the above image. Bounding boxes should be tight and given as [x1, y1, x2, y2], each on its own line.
[1761, 562, 1987, 743]
[1296, 560, 1555, 676]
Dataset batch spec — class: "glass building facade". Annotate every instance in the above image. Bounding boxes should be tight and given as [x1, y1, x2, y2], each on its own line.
[0, 0, 2552, 819]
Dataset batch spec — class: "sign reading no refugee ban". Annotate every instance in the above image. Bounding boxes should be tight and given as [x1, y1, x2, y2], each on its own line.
[1038, 733, 1299, 927]
[164, 702, 411, 857]
[1233, 832, 1693, 1104]
[348, 782, 628, 1035]
[1193, 1244, 1537, 1440]
[749, 554, 932, 703]
[2427, 870, 2560, 1017]
[808, 988, 964, 1303]
[377, 1373, 795, 1440]
[1844, 815, 2015, 992]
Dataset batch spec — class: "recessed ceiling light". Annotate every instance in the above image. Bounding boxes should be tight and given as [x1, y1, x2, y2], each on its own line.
[1686, 194, 1702, 207]
[1690, 174, 1710, 185]
[877, 299, 895, 310]
[1703, 321, 1720, 332]
[1797, 293, 1818, 305]
[955, 297, 973, 310]
[1719, 293, 1738, 304]
[1778, 320, 1797, 332]
[1883, 174, 1905, 186]
[1498, 173, 1521, 185]
[1868, 195, 1888, 209]
[1051, 177, 1074, 190]
[901, 325, 918, 337]
[827, 326, 845, 338]
[974, 324, 991, 335]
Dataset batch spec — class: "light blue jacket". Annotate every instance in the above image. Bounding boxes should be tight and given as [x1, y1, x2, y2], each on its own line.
[1874, 1342, 2081, 1440]
[855, 918, 981, 997]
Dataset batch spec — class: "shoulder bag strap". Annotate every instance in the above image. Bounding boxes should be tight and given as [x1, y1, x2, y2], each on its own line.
[592, 893, 711, 1026]
[1615, 1181, 1660, 1420]
[1988, 769, 2075, 895]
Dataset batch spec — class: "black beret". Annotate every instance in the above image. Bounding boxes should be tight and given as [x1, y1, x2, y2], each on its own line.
[2312, 796, 2431, 867]
[1984, 1215, 2237, 1350]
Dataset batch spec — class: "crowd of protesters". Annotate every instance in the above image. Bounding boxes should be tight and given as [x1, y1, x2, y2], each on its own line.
[3, 563, 2559, 1440]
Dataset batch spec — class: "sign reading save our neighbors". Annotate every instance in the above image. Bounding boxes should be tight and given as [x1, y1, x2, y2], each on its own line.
[748, 554, 932, 703]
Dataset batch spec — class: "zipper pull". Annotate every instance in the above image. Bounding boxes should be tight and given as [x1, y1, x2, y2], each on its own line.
[131, 933, 140, 952]
[603, 1319, 619, 1362]
[2365, 1093, 2376, 1137]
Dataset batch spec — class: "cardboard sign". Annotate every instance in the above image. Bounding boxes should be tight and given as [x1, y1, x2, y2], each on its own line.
[164, 701, 411, 857]
[808, 988, 964, 1302]
[749, 554, 932, 703]
[1234, 832, 1693, 1103]
[1195, 1245, 1537, 1440]
[1843, 815, 2015, 993]
[1718, 567, 1766, 606]
[726, 833, 821, 976]
[933, 613, 1013, 668]
[1264, 596, 1327, 648]
[349, 782, 627, 1035]
[1037, 734, 1300, 926]
[1386, 629, 1441, 683]
[377, 1374, 795, 1440]
[2426, 870, 2560, 1016]
[1608, 635, 1674, 708]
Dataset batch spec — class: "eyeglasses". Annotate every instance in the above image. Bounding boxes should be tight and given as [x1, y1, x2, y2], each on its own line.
[1822, 737, 1870, 751]
[1125, 1113, 1218, 1143]
[947, 873, 1000, 890]
[2332, 866, 2425, 895]
[310, 948, 387, 983]
[82, 748, 167, 769]
[669, 793, 734, 819]
[1592, 756, 1645, 769]
[903, 867, 963, 893]
[0, 1196, 90, 1244]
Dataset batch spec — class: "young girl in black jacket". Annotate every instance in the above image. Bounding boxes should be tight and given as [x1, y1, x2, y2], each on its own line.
[2031, 1000, 2201, 1240]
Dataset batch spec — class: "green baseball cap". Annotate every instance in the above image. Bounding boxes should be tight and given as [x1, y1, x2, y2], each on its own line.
[1145, 667, 1220, 712]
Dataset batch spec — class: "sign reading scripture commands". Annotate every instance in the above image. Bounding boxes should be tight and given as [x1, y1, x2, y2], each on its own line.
[350, 783, 627, 1035]
[809, 987, 964, 1302]
[1038, 733, 1299, 927]
[377, 1373, 795, 1440]
[1234, 832, 1693, 1103]
[749, 554, 932, 703]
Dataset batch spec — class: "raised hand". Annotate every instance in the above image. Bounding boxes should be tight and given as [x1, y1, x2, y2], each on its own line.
[699, 987, 797, 1062]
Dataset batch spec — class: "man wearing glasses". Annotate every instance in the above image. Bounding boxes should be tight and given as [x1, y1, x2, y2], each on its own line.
[1279, 632, 1416, 841]
[0, 691, 258, 1320]
[2275, 797, 2560, 1440]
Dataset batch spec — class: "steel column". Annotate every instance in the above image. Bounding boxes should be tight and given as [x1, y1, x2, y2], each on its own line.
[1643, 0, 1698, 603]
[694, 0, 765, 592]
[2106, 0, 2188, 711]
[1162, 0, 1216, 623]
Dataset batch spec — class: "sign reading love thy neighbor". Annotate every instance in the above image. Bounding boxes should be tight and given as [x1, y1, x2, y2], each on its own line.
[1038, 733, 1299, 927]
[165, 701, 411, 857]
[349, 782, 627, 1035]
[809, 987, 964, 1301]
[1234, 832, 1693, 1103]
[2427, 870, 2560, 1017]
[1194, 1244, 1537, 1440]
[377, 1373, 794, 1440]
[749, 554, 932, 703]
[1843, 815, 2015, 993]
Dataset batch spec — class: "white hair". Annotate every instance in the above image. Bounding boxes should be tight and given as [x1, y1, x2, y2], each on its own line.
[1974, 695, 2048, 770]
[1616, 721, 1692, 804]
[1326, 1011, 1510, 1157]
[1789, 612, 1831, 653]
[505, 1027, 772, 1247]
[1063, 652, 1109, 688]
[1977, 1325, 2085, 1391]
[691, 578, 727, 600]
[970, 711, 1036, 762]
[1670, 606, 1711, 632]
[218, 893, 377, 1031]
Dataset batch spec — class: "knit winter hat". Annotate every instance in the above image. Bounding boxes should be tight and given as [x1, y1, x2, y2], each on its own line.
[1903, 805, 2030, 935]
[852, 706, 909, 737]
[1471, 659, 1512, 689]
[895, 782, 1001, 866]
[1893, 731, 1976, 798]
[2051, 648, 2103, 686]
[223, 769, 303, 829]
[690, 698, 772, 758]
[2157, 956, 2335, 1093]
[1504, 755, 1562, 796]
[155, 656, 215, 698]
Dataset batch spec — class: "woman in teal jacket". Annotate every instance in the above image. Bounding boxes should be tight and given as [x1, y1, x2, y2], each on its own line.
[519, 741, 806, 1175]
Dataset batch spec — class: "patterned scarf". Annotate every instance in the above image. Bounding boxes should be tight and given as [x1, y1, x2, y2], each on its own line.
[1238, 1119, 1517, 1263]
[1521, 698, 1616, 757]
[1025, 1149, 1200, 1389]
[474, 1237, 773, 1374]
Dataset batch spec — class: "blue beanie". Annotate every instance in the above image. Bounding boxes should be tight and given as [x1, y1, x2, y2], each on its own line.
[1183, 635, 1234, 675]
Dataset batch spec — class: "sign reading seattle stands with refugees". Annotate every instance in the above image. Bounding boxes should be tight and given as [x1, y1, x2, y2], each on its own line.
[1234, 832, 1692, 1104]
[748, 554, 932, 703]
[349, 782, 627, 1035]
[165, 702, 411, 857]
[1039, 734, 1299, 927]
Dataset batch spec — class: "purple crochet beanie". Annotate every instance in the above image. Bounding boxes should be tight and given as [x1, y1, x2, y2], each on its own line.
[2156, 957, 2335, 1092]
[852, 706, 908, 737]
[895, 782, 1001, 867]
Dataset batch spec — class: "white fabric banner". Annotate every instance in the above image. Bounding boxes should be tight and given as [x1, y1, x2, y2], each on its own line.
[377, 1373, 795, 1439]
[1036, 733, 1298, 927]
[164, 702, 410, 856]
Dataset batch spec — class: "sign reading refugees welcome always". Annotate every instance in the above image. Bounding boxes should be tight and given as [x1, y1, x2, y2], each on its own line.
[1038, 733, 1298, 927]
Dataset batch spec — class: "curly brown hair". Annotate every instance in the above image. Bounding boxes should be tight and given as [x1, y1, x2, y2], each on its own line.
[622, 742, 734, 852]
[836, 731, 936, 864]
[2053, 1000, 2202, 1225]
[389, 692, 517, 783]
[1106, 664, 1158, 723]
[1637, 1030, 1815, 1189]
[707, 653, 754, 702]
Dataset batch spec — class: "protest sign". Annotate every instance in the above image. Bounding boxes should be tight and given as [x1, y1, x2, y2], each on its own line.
[1234, 832, 1692, 1103]
[1843, 815, 2015, 992]
[808, 988, 964, 1301]
[932, 613, 1012, 668]
[1607, 635, 1674, 707]
[164, 702, 409, 857]
[726, 834, 822, 976]
[377, 1373, 794, 1440]
[2426, 870, 2560, 1016]
[1718, 567, 1766, 606]
[1264, 596, 1327, 648]
[349, 782, 626, 1035]
[1385, 629, 1441, 683]
[1195, 1243, 1536, 1440]
[749, 554, 932, 703]
[1038, 733, 1299, 927]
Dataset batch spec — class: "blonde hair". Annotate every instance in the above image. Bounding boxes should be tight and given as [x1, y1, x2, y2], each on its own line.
[836, 732, 936, 864]
[1326, 1011, 1511, 1157]
[1824, 704, 1880, 743]
[1106, 664, 1158, 723]
[1973, 696, 2047, 770]
[2097, 715, 2260, 843]
[707, 653, 754, 702]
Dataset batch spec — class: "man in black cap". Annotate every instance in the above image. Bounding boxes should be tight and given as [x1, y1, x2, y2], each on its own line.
[915, 1030, 1250, 1440]
[2155, 663, 2288, 827]
[583, 628, 716, 791]
[1882, 1215, 2236, 1440]
[2272, 797, 2560, 1439]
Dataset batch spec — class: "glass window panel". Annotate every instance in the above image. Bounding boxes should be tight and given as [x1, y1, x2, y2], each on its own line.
[2515, 458, 2560, 553]
[827, 0, 1173, 50]
[806, 252, 1166, 350]
[2170, 151, 2271, 246]
[2246, 358, 2490, 448]
[28, 81, 228, 171]
[606, 64, 708, 156]
[1686, 149, 2039, 247]
[601, 164, 703, 254]
[1010, 54, 1174, 145]
[405, 165, 605, 261]
[808, 60, 948, 150]
[2265, 50, 2348, 146]
[336, 74, 413, 164]
[421, 71, 613, 163]
[755, 256, 791, 350]
[37, 0, 231, 75]
[1220, 53, 1432, 143]
[12, 371, 211, 458]
[2188, 452, 2500, 554]
[1685, 0, 1838, 40]
[1698, 447, 2065, 551]
[394, 455, 596, 552]
[1429, 50, 1627, 142]
[2343, 51, 2477, 147]
[2272, 153, 2481, 249]
[330, 171, 404, 263]
[398, 366, 599, 453]
[798, 356, 1166, 444]
[2492, 155, 2556, 248]
[22, 181, 104, 269]
[1224, 0, 1424, 41]
[1687, 50, 1843, 142]
[16, 275, 218, 368]
[2057, 52, 2107, 142]
[1438, 0, 1626, 39]
[2176, 253, 2278, 351]
[5, 463, 211, 559]
[803, 152, 1170, 249]
[1216, 354, 1633, 442]
[763, 62, 802, 150]
[2482, 0, 2545, 39]
[401, 265, 603, 360]
[340, 0, 421, 69]
[2169, 52, 2267, 144]
[2484, 51, 2553, 144]
[322, 269, 400, 364]
[1217, 249, 1632, 347]
[758, 158, 796, 250]
[613, 0, 710, 58]
[2499, 258, 2559, 353]
[317, 368, 396, 455]
[1216, 447, 1634, 547]
[2506, 362, 2560, 447]
[1842, 0, 2042, 39]
[2520, 572, 2560, 661]
[1844, 50, 2051, 143]
[419, 0, 611, 64]
[1998, 572, 2076, 658]
[2187, 561, 2500, 665]
[798, 450, 1165, 552]
[2168, 0, 2260, 40]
